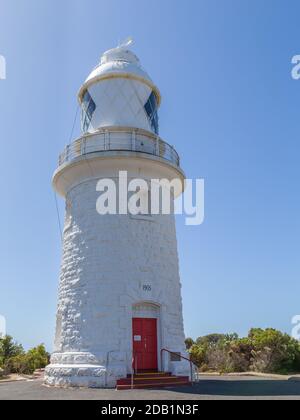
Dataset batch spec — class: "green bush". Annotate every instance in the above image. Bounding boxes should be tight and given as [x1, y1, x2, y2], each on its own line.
[207, 348, 232, 373]
[190, 344, 207, 368]
[249, 329, 300, 374]
[185, 338, 194, 350]
[228, 338, 253, 372]
[0, 336, 24, 367]
[5, 354, 32, 375]
[188, 329, 300, 375]
[0, 337, 49, 376]
[26, 345, 49, 373]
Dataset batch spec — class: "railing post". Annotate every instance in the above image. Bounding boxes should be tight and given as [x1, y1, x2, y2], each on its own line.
[171, 145, 175, 163]
[132, 130, 136, 152]
[66, 145, 70, 162]
[131, 354, 134, 390]
[81, 137, 84, 155]
[156, 136, 160, 156]
[104, 130, 108, 151]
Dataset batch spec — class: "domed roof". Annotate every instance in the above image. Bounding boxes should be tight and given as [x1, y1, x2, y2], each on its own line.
[78, 42, 161, 106]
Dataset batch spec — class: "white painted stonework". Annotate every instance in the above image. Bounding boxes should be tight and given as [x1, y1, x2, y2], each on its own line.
[45, 43, 190, 388]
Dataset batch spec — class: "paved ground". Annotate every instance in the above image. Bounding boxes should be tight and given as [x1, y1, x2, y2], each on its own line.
[1, 376, 300, 400]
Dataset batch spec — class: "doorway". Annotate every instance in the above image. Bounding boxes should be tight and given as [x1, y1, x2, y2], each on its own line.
[132, 318, 158, 372]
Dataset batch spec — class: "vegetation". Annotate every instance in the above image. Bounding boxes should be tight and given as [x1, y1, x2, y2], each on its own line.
[2, 328, 299, 377]
[186, 329, 300, 375]
[0, 336, 49, 377]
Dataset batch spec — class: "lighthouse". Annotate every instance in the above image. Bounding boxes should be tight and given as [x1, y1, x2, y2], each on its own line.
[45, 41, 191, 388]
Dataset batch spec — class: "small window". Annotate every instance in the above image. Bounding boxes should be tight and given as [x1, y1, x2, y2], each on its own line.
[144, 91, 159, 135]
[81, 90, 96, 132]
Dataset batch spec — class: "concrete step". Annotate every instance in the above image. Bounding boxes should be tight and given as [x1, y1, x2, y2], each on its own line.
[125, 375, 173, 382]
[117, 380, 191, 390]
[117, 373, 191, 390]
[118, 377, 189, 385]
[126, 372, 172, 379]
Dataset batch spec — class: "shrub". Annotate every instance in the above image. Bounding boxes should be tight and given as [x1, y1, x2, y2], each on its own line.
[196, 334, 226, 348]
[2, 343, 49, 375]
[187, 329, 300, 375]
[26, 345, 49, 372]
[185, 338, 194, 350]
[228, 339, 252, 372]
[249, 329, 300, 374]
[0, 336, 24, 367]
[5, 354, 32, 375]
[207, 348, 232, 373]
[190, 344, 207, 368]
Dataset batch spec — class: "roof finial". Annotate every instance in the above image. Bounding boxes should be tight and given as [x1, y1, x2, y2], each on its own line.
[118, 36, 134, 49]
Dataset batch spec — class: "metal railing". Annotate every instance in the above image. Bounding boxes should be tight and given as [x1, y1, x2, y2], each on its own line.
[161, 348, 197, 385]
[58, 128, 180, 167]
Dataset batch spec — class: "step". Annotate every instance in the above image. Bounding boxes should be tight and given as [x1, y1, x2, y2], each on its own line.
[123, 375, 175, 382]
[127, 372, 172, 378]
[134, 376, 187, 382]
[117, 373, 191, 390]
[117, 379, 189, 386]
[118, 376, 190, 385]
[117, 381, 191, 391]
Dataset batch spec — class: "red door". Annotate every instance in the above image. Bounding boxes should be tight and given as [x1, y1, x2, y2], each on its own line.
[133, 318, 158, 372]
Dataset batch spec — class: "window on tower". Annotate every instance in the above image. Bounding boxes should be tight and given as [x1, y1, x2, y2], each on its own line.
[144, 91, 159, 135]
[81, 90, 96, 133]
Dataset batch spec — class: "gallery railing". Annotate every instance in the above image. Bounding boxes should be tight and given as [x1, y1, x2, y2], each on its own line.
[58, 128, 180, 167]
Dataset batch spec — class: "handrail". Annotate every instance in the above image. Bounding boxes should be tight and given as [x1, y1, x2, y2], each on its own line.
[58, 128, 180, 168]
[131, 354, 134, 390]
[161, 348, 196, 385]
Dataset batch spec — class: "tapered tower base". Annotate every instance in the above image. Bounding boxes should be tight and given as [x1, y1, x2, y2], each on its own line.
[45, 352, 127, 388]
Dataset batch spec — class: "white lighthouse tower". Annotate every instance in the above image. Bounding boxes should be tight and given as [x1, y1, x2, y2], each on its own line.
[45, 41, 190, 388]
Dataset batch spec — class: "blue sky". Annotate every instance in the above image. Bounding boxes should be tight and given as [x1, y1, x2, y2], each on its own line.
[0, 0, 300, 350]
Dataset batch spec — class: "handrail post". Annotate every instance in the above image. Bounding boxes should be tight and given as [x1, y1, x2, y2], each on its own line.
[156, 136, 160, 156]
[131, 354, 134, 390]
[66, 145, 70, 162]
[84, 137, 87, 155]
[171, 145, 175, 163]
[104, 130, 108, 151]
[81, 137, 84, 156]
[161, 349, 164, 373]
[132, 130, 136, 152]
